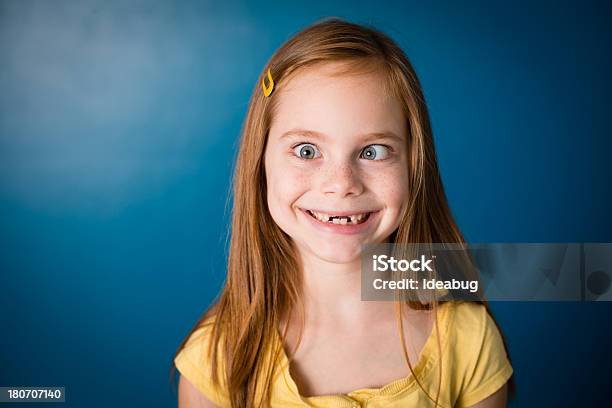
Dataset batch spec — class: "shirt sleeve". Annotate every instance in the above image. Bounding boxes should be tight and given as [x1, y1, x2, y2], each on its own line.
[174, 320, 231, 407]
[455, 304, 514, 407]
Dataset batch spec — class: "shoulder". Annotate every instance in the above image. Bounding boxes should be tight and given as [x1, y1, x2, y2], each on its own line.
[449, 301, 489, 335]
[174, 316, 230, 407]
[182, 316, 217, 351]
[444, 301, 514, 407]
[176, 316, 219, 372]
[445, 301, 507, 359]
[444, 301, 499, 343]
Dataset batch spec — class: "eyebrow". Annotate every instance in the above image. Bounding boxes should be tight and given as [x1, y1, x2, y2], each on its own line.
[279, 128, 404, 144]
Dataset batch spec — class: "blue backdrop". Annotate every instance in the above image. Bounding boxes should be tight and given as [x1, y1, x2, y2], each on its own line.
[0, 0, 610, 406]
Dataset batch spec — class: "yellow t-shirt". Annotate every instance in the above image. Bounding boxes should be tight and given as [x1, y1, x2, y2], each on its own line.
[174, 301, 513, 407]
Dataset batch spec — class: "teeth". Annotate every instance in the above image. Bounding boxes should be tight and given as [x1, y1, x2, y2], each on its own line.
[309, 210, 369, 225]
[312, 211, 329, 222]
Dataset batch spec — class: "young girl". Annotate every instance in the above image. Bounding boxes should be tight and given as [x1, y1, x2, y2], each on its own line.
[172, 18, 514, 408]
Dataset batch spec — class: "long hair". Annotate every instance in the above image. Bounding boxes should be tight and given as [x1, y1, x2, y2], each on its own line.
[171, 17, 515, 407]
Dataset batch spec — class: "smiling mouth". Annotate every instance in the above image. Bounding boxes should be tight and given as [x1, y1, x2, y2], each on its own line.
[304, 209, 374, 225]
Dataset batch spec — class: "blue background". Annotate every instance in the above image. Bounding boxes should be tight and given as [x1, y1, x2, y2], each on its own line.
[1, 0, 610, 406]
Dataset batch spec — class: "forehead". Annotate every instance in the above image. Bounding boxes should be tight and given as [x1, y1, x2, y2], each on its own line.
[269, 62, 406, 140]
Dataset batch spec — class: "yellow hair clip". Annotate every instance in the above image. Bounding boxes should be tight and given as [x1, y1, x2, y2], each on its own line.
[262, 68, 274, 97]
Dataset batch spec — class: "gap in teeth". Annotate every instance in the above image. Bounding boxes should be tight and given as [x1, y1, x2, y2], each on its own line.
[308, 210, 369, 225]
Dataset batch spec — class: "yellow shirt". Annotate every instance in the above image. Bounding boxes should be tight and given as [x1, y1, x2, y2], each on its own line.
[174, 301, 513, 407]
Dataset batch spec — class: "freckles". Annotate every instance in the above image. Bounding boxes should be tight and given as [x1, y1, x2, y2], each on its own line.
[271, 167, 310, 203]
[368, 168, 408, 202]
[293, 170, 311, 186]
[283, 165, 312, 185]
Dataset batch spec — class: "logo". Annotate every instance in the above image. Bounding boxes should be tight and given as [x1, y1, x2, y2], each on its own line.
[372, 254, 434, 272]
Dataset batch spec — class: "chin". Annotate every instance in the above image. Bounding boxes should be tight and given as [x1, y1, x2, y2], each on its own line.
[307, 242, 364, 264]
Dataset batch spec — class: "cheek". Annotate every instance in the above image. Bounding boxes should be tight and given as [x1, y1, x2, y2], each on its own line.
[266, 158, 311, 213]
[367, 164, 409, 212]
[265, 164, 312, 236]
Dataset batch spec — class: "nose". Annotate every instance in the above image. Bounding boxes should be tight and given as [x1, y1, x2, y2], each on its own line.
[319, 160, 364, 197]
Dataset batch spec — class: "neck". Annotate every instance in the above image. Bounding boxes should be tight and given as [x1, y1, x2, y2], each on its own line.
[295, 248, 393, 329]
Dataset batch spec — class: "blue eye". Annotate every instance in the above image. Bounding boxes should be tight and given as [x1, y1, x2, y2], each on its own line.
[361, 145, 390, 160]
[293, 143, 321, 160]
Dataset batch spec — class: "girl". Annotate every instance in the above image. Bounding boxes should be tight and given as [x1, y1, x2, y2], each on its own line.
[172, 18, 514, 408]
